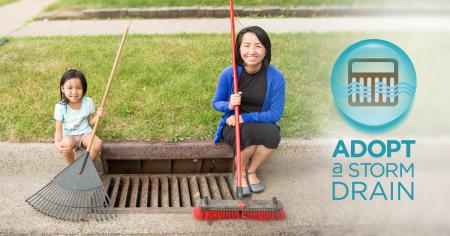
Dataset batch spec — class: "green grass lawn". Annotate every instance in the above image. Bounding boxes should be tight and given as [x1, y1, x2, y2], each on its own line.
[1, 32, 449, 142]
[0, 0, 16, 7]
[45, 0, 449, 11]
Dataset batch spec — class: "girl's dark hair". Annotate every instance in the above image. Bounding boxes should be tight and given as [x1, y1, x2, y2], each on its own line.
[235, 26, 271, 69]
[59, 69, 87, 104]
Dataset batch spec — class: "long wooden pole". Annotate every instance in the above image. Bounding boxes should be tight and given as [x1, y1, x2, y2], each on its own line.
[80, 25, 130, 174]
[86, 26, 130, 152]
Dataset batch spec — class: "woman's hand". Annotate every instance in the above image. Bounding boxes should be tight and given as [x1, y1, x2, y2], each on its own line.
[226, 115, 243, 126]
[228, 92, 242, 110]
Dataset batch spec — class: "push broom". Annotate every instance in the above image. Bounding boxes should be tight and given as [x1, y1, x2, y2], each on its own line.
[26, 25, 130, 221]
[193, 0, 286, 221]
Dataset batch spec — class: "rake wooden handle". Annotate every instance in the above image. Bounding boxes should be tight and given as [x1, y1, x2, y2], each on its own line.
[86, 25, 130, 153]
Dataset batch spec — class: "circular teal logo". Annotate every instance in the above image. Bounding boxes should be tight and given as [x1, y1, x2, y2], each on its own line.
[331, 39, 416, 131]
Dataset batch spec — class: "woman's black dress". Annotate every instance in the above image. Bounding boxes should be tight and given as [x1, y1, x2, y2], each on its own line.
[222, 67, 281, 152]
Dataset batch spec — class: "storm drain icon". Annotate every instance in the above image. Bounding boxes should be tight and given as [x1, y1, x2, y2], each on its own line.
[331, 39, 417, 129]
[347, 58, 398, 106]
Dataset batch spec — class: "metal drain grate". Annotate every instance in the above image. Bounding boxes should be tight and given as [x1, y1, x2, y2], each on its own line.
[103, 174, 236, 213]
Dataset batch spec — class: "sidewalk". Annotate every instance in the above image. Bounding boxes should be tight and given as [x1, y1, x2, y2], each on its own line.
[37, 4, 450, 20]
[0, 0, 55, 37]
[7, 17, 450, 37]
[2, 0, 450, 37]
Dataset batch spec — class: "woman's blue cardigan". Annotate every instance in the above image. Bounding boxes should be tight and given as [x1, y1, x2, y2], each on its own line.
[212, 64, 286, 144]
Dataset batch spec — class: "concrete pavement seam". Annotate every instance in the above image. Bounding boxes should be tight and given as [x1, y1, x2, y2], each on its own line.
[79, 221, 85, 235]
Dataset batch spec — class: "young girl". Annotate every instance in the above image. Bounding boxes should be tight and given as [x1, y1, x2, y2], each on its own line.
[54, 69, 105, 165]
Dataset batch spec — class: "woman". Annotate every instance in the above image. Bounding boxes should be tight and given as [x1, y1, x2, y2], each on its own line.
[212, 26, 286, 196]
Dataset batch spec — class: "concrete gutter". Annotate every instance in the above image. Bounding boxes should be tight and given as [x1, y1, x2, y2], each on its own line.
[37, 4, 450, 20]
[1, 137, 450, 235]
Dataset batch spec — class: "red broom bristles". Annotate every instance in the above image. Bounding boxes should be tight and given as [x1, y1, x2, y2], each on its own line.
[241, 210, 286, 221]
[193, 207, 286, 221]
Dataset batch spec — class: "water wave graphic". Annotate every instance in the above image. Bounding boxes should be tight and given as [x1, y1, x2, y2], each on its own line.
[336, 81, 415, 98]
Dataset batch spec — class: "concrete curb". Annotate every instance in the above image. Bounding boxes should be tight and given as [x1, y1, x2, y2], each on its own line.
[0, 138, 334, 175]
[37, 5, 450, 20]
[1, 137, 448, 175]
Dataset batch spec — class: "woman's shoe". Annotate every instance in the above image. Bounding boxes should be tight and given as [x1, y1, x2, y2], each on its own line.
[234, 175, 251, 197]
[247, 172, 265, 193]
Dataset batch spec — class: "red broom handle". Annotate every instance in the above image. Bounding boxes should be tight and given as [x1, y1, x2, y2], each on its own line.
[228, 0, 243, 200]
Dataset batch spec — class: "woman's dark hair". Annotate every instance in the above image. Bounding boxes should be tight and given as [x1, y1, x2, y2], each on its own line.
[59, 69, 87, 104]
[235, 26, 271, 69]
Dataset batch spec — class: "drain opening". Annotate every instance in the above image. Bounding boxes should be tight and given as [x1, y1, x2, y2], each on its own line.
[104, 174, 235, 213]
[135, 177, 142, 207]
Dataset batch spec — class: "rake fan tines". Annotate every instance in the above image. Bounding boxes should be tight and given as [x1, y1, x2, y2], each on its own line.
[26, 155, 116, 221]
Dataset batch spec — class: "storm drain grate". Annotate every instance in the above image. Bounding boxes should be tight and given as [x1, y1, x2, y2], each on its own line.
[103, 174, 236, 213]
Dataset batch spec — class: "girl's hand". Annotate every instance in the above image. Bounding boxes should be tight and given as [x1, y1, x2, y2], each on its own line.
[88, 108, 105, 126]
[226, 115, 243, 126]
[96, 107, 106, 118]
[56, 142, 71, 153]
[229, 92, 242, 110]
